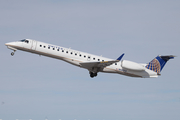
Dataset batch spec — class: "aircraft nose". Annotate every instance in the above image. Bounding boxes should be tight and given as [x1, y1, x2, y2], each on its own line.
[5, 42, 16, 46]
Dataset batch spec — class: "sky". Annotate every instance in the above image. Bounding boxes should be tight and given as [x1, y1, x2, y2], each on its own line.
[0, 0, 180, 120]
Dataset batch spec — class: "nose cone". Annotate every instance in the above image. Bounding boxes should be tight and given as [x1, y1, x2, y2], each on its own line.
[5, 42, 16, 46]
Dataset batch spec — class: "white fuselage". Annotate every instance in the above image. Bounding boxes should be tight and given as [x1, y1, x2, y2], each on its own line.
[5, 39, 158, 78]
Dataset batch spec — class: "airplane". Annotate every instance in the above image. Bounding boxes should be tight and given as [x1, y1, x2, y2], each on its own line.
[5, 39, 175, 78]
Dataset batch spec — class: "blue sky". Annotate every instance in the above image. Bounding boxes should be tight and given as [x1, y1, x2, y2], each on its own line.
[0, 0, 180, 120]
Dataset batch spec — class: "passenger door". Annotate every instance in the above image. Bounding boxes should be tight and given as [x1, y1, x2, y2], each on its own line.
[31, 40, 37, 50]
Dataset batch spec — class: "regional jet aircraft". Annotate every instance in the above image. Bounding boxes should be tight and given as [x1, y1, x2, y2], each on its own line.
[5, 39, 175, 78]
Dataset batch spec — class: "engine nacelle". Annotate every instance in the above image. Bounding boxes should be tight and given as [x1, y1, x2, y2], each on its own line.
[121, 60, 145, 71]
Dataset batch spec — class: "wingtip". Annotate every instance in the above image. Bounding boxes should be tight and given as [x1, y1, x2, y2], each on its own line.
[117, 53, 125, 61]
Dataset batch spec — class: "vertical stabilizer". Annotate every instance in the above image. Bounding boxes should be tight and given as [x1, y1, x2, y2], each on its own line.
[146, 55, 175, 74]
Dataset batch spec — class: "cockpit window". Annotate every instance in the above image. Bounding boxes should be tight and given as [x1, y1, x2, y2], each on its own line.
[25, 40, 29, 43]
[19, 39, 29, 43]
[20, 39, 26, 42]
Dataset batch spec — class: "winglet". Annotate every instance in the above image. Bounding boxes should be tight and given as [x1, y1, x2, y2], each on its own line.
[117, 53, 125, 61]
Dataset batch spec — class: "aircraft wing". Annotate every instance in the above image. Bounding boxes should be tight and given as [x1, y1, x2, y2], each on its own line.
[80, 53, 125, 70]
[80, 60, 119, 70]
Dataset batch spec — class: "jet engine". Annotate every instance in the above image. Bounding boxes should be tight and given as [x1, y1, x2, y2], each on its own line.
[121, 60, 145, 71]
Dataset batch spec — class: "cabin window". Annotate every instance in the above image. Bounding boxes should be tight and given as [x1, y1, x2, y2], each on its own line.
[115, 63, 117, 65]
[40, 45, 42, 47]
[66, 51, 68, 53]
[93, 58, 95, 60]
[57, 49, 59, 51]
[44, 46, 46, 48]
[88, 56, 90, 59]
[71, 52, 73, 54]
[48, 47, 50, 49]
[84, 55, 86, 58]
[53, 48, 55, 50]
[75, 53, 77, 55]
[98, 59, 100, 61]
[79, 54, 81, 57]
[62, 50, 64, 52]
[102, 60, 104, 62]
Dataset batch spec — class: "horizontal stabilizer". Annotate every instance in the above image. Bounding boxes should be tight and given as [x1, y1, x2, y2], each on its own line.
[160, 55, 175, 61]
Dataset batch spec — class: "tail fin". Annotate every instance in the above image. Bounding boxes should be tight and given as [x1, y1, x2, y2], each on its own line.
[146, 55, 175, 74]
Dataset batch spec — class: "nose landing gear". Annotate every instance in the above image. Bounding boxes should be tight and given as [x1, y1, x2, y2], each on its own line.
[11, 50, 16, 56]
[11, 52, 14, 56]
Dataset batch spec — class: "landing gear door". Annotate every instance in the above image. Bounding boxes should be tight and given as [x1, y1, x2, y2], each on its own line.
[31, 40, 37, 50]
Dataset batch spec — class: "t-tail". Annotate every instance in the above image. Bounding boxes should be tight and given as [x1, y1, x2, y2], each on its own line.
[146, 55, 175, 74]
